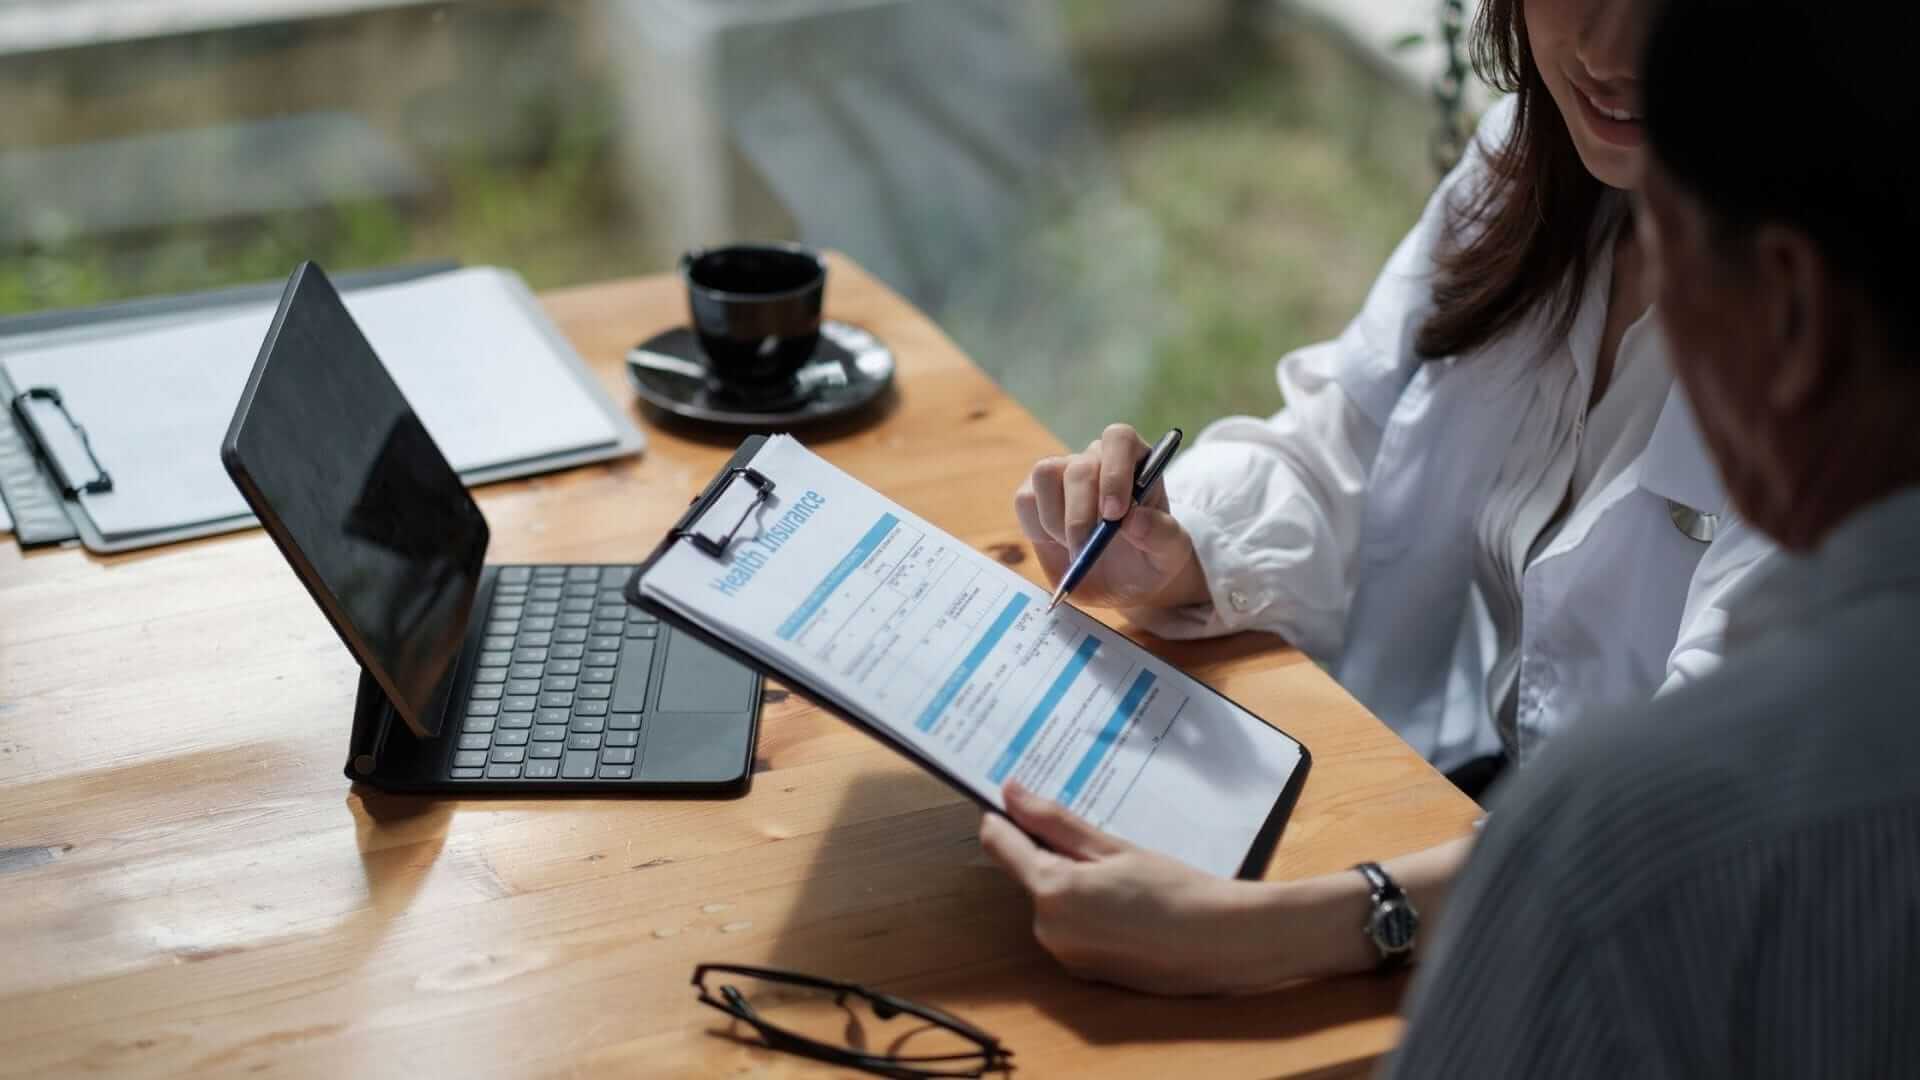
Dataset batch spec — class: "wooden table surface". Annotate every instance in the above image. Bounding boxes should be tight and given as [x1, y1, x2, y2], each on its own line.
[0, 256, 1481, 1078]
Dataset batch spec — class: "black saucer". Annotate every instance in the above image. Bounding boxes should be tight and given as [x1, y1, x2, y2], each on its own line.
[625, 321, 895, 429]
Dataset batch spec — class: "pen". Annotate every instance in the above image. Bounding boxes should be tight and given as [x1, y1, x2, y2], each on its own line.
[1047, 428, 1183, 613]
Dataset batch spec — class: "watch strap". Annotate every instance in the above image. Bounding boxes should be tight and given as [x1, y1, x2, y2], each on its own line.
[1355, 860, 1399, 901]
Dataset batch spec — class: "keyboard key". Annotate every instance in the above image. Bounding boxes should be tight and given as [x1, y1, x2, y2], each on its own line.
[555, 629, 588, 645]
[494, 729, 530, 746]
[538, 691, 573, 708]
[567, 732, 603, 751]
[625, 624, 659, 639]
[564, 582, 597, 597]
[533, 566, 565, 579]
[494, 582, 528, 597]
[500, 566, 532, 583]
[451, 767, 485, 780]
[497, 712, 532, 730]
[533, 724, 568, 742]
[559, 612, 591, 628]
[467, 700, 502, 718]
[529, 742, 563, 759]
[547, 658, 582, 676]
[569, 714, 605, 733]
[508, 662, 543, 680]
[507, 678, 542, 696]
[518, 630, 553, 647]
[578, 683, 611, 701]
[478, 650, 512, 668]
[551, 643, 586, 661]
[562, 597, 594, 613]
[513, 647, 550, 664]
[459, 733, 491, 750]
[487, 763, 523, 779]
[525, 759, 560, 779]
[543, 675, 578, 692]
[454, 750, 488, 768]
[531, 585, 564, 601]
[599, 765, 634, 780]
[609, 712, 643, 731]
[526, 601, 560, 617]
[492, 605, 525, 621]
[588, 635, 622, 652]
[503, 695, 538, 713]
[592, 620, 623, 637]
[473, 667, 507, 684]
[490, 745, 526, 763]
[600, 568, 629, 587]
[586, 651, 619, 668]
[462, 716, 496, 733]
[613, 639, 655, 711]
[470, 683, 504, 700]
[607, 729, 640, 747]
[483, 634, 516, 651]
[523, 616, 557, 632]
[627, 609, 658, 624]
[566, 567, 598, 581]
[582, 667, 615, 684]
[574, 700, 609, 717]
[601, 747, 637, 765]
[485, 621, 518, 637]
[563, 750, 598, 778]
[599, 588, 625, 602]
[536, 707, 570, 725]
[595, 605, 626, 621]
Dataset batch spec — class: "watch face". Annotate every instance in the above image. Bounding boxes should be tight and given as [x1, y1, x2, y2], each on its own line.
[1373, 902, 1417, 952]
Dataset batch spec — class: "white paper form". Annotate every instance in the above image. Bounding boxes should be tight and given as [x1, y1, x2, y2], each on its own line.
[640, 436, 1306, 877]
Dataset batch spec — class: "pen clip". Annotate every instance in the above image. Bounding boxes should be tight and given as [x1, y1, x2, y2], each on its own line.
[10, 387, 113, 498]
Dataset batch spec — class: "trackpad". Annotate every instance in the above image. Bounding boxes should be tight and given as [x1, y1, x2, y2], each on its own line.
[657, 632, 757, 712]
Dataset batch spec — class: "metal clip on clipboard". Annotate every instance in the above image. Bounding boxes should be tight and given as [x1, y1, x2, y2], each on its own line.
[671, 465, 776, 559]
[10, 387, 113, 498]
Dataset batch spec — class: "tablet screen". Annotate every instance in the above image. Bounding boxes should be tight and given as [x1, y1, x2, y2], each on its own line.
[223, 265, 488, 736]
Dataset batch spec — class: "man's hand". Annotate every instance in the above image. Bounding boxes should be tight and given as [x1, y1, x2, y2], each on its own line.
[977, 782, 1291, 996]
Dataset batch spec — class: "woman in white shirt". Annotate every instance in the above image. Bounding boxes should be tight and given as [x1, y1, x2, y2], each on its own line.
[978, 0, 1777, 993]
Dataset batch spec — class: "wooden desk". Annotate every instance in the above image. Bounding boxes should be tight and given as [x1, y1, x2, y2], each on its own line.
[0, 257, 1481, 1078]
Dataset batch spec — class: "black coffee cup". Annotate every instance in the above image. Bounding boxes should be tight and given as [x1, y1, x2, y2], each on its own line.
[680, 244, 827, 396]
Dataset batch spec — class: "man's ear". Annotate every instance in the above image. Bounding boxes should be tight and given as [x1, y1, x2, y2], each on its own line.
[1752, 223, 1844, 415]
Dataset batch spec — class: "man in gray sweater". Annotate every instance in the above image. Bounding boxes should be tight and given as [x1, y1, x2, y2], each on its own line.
[1388, 0, 1920, 1075]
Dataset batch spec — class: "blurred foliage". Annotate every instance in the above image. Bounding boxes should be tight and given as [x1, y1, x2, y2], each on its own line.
[0, 0, 1433, 445]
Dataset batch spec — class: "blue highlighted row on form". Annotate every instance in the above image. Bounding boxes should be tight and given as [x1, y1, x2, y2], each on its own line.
[777, 513, 898, 640]
[1058, 669, 1156, 807]
[914, 594, 1030, 732]
[990, 635, 1101, 783]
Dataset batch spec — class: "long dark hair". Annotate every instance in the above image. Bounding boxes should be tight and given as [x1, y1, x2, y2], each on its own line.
[1414, 0, 1613, 360]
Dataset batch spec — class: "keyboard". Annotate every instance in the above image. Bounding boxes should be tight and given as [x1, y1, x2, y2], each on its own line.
[449, 565, 657, 782]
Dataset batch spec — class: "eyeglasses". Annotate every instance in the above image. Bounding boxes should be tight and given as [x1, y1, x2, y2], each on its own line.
[691, 963, 1014, 1079]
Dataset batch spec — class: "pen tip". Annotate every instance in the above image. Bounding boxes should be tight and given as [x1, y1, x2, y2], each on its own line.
[1046, 584, 1066, 613]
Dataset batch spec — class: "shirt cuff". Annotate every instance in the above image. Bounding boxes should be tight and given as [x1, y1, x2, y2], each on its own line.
[1121, 495, 1281, 640]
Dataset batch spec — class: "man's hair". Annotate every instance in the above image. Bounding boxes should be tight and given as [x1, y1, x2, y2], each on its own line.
[1642, 0, 1920, 355]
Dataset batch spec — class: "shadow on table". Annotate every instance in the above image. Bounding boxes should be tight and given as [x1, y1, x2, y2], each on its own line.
[739, 769, 1401, 1058]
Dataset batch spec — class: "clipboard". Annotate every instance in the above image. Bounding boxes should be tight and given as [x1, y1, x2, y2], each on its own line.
[0, 262, 647, 553]
[0, 262, 459, 548]
[626, 436, 1311, 881]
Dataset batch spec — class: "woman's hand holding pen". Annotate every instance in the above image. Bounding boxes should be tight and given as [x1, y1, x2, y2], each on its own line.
[1014, 423, 1208, 610]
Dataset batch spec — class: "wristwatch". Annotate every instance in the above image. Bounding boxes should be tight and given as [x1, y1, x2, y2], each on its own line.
[1354, 861, 1419, 970]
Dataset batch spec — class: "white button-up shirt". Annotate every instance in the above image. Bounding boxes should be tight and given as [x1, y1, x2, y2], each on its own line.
[1129, 98, 1778, 772]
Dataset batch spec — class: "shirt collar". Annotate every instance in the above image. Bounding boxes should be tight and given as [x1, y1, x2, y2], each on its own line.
[1631, 336, 1731, 516]
[1728, 485, 1920, 646]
